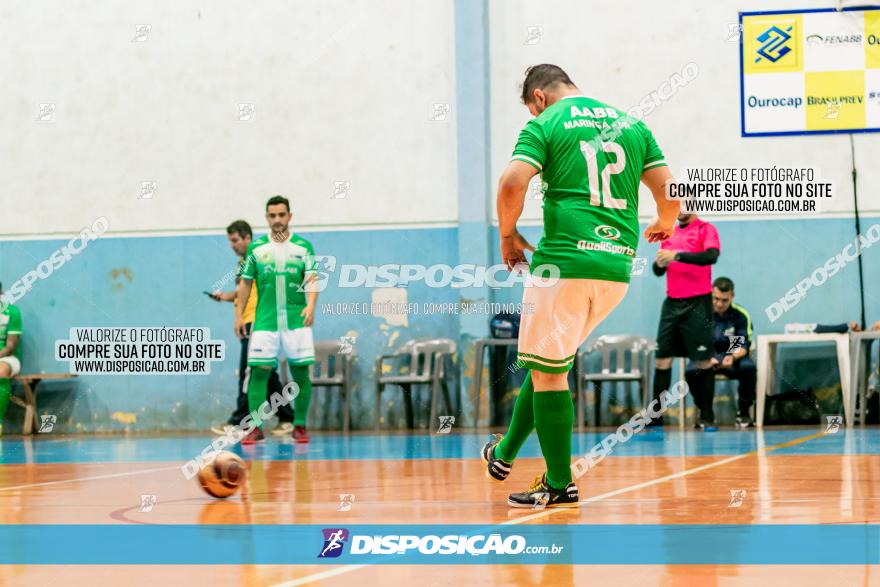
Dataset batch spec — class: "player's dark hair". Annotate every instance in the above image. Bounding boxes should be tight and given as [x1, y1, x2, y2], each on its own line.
[266, 195, 290, 212]
[713, 277, 735, 293]
[226, 220, 252, 239]
[520, 64, 576, 104]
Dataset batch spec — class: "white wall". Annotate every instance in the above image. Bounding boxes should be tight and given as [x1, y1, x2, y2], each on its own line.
[0, 0, 458, 236]
[489, 0, 880, 223]
[5, 0, 879, 238]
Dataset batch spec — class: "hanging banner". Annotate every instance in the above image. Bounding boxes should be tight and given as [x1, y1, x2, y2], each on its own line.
[739, 7, 880, 136]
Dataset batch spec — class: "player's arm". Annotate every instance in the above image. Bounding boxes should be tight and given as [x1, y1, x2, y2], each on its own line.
[301, 274, 318, 327]
[211, 290, 236, 302]
[673, 249, 719, 265]
[235, 244, 258, 337]
[300, 245, 319, 327]
[0, 308, 21, 358]
[730, 326, 748, 361]
[676, 223, 720, 265]
[234, 278, 253, 338]
[732, 309, 751, 359]
[497, 160, 538, 269]
[639, 124, 678, 243]
[0, 334, 19, 359]
[641, 165, 678, 243]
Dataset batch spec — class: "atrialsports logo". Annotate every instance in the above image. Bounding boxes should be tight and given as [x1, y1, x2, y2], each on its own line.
[318, 528, 349, 558]
[756, 25, 793, 63]
[594, 225, 621, 241]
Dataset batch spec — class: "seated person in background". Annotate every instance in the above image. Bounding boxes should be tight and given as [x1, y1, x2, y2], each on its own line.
[686, 276, 756, 429]
[0, 282, 22, 437]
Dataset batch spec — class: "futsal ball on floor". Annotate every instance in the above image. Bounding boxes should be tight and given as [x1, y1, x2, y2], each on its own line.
[197, 450, 247, 498]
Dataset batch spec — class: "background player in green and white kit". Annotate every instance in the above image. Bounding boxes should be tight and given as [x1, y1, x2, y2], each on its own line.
[0, 284, 23, 437]
[235, 195, 318, 444]
[481, 65, 680, 507]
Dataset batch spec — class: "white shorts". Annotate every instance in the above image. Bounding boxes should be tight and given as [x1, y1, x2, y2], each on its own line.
[517, 276, 628, 373]
[247, 328, 315, 367]
[0, 356, 21, 377]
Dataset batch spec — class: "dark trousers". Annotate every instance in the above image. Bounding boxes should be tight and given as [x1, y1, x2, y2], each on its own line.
[229, 323, 294, 425]
[687, 357, 757, 419]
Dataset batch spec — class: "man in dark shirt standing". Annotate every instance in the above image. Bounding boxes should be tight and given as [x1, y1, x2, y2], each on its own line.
[687, 277, 756, 429]
[650, 212, 721, 430]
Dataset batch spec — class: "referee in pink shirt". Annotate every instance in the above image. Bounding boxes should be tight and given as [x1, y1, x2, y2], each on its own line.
[649, 212, 721, 430]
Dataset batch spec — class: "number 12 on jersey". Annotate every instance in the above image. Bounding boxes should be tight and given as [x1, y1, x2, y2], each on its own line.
[580, 140, 626, 209]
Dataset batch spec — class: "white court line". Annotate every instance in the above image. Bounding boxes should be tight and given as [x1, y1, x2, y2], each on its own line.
[0, 464, 182, 493]
[270, 431, 825, 587]
[273, 565, 371, 586]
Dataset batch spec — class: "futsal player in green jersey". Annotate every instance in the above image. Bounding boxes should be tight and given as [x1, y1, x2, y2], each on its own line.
[235, 195, 318, 444]
[481, 64, 680, 507]
[0, 284, 22, 437]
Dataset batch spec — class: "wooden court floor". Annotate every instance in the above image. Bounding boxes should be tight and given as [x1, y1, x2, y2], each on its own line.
[1, 428, 879, 586]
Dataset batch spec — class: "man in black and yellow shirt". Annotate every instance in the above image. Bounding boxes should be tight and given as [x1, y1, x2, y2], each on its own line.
[685, 277, 756, 429]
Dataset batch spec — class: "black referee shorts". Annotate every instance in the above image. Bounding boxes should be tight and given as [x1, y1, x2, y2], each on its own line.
[655, 294, 714, 361]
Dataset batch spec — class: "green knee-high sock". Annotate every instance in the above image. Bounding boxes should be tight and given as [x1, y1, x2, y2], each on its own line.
[0, 378, 11, 423]
[291, 364, 312, 426]
[534, 390, 574, 489]
[495, 371, 534, 462]
[246, 366, 271, 428]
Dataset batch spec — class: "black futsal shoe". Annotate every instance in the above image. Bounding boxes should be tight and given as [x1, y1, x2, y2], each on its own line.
[481, 433, 512, 481]
[507, 474, 578, 509]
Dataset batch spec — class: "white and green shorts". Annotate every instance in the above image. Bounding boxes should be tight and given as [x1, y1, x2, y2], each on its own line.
[0, 356, 21, 377]
[517, 276, 628, 373]
[247, 328, 315, 367]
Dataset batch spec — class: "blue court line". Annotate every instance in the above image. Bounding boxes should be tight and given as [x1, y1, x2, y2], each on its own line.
[1, 524, 878, 565]
[0, 428, 876, 465]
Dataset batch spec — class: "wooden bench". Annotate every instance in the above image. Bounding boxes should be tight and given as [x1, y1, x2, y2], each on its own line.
[10, 374, 77, 434]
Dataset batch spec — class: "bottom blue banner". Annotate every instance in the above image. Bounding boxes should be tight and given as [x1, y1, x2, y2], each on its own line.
[1, 524, 878, 565]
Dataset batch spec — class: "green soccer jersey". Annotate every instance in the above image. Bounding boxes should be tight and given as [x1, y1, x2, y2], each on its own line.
[240, 234, 316, 332]
[511, 95, 667, 282]
[0, 304, 22, 359]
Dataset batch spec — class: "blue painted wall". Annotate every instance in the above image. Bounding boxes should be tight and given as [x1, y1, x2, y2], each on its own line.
[0, 227, 460, 433]
[2, 215, 877, 432]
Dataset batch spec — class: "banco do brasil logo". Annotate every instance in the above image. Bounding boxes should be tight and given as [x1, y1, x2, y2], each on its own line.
[756, 25, 793, 63]
[318, 528, 349, 558]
